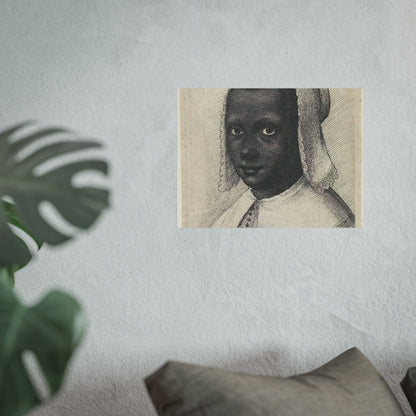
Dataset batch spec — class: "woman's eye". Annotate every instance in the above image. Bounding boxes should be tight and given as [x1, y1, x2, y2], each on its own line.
[262, 127, 276, 136]
[230, 127, 243, 136]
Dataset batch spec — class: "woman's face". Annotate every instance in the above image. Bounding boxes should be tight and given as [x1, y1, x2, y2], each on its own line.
[225, 89, 299, 193]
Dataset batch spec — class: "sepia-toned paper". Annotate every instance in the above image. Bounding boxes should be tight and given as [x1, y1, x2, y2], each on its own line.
[178, 88, 362, 228]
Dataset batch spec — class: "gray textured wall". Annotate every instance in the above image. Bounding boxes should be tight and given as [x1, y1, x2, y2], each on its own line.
[2, 1, 415, 415]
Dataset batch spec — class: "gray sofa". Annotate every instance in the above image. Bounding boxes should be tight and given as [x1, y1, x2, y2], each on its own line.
[145, 348, 415, 415]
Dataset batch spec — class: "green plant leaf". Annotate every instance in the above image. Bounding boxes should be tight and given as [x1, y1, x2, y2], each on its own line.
[0, 274, 86, 416]
[0, 122, 109, 268]
[0, 265, 14, 287]
[2, 200, 43, 250]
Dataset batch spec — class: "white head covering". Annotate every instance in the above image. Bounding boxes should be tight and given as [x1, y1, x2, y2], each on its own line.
[218, 88, 337, 193]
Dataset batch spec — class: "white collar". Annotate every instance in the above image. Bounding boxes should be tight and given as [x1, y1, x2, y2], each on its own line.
[247, 175, 307, 208]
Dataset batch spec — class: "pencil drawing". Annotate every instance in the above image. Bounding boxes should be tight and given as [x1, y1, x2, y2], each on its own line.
[178, 88, 362, 228]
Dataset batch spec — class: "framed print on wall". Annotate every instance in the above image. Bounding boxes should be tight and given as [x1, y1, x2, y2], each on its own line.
[178, 88, 362, 228]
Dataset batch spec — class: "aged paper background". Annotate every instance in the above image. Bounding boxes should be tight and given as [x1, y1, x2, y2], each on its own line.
[178, 88, 362, 228]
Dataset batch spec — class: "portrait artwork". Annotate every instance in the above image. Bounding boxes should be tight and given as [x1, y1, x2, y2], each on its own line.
[178, 89, 362, 228]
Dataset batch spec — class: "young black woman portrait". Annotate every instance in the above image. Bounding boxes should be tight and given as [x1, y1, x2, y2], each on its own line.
[178, 88, 362, 228]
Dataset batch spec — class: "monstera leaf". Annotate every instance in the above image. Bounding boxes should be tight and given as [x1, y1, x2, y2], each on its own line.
[1, 200, 43, 284]
[0, 122, 109, 269]
[0, 272, 86, 416]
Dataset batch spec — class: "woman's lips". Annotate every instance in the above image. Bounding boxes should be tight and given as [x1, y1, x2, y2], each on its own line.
[240, 166, 262, 175]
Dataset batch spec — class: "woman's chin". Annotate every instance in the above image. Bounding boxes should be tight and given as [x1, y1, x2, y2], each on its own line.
[241, 175, 264, 187]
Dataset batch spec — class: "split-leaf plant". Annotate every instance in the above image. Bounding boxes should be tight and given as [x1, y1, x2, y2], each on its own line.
[0, 122, 109, 416]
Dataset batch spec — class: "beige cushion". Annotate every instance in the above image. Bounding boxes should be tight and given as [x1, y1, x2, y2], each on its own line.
[145, 348, 404, 416]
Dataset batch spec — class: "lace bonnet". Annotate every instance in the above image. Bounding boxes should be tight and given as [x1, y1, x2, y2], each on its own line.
[218, 88, 337, 193]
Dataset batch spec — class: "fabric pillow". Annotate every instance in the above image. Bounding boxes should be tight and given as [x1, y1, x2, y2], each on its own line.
[401, 367, 416, 414]
[145, 348, 404, 416]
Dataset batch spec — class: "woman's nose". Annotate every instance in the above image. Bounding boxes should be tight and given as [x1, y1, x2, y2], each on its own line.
[240, 143, 259, 161]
